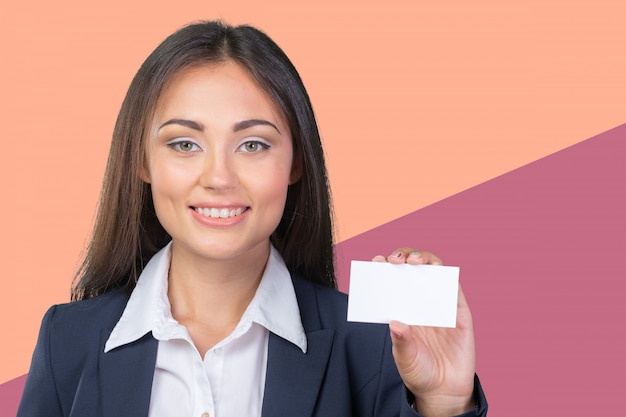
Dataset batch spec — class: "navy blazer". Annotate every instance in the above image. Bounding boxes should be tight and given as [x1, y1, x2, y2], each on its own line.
[18, 276, 487, 417]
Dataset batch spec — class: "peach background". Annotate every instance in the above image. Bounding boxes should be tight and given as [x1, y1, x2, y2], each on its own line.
[1, 0, 625, 391]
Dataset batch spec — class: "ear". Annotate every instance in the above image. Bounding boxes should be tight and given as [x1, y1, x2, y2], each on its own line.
[289, 152, 303, 185]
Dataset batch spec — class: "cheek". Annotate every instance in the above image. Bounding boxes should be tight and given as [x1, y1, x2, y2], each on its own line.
[265, 170, 292, 221]
[148, 160, 196, 204]
[242, 161, 291, 208]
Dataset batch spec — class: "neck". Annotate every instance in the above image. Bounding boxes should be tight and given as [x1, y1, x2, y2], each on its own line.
[166, 242, 270, 353]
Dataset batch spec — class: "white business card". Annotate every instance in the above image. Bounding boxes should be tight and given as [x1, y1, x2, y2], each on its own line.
[347, 261, 459, 328]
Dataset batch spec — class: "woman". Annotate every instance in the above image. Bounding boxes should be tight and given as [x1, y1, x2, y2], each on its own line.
[18, 21, 487, 416]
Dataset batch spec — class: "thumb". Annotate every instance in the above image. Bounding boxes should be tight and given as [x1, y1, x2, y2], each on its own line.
[390, 320, 424, 396]
[389, 320, 417, 368]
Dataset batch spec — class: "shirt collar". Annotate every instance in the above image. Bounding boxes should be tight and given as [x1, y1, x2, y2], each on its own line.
[105, 242, 307, 353]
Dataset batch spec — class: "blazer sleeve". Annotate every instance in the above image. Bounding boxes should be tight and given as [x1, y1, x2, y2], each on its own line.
[400, 376, 488, 417]
[17, 305, 65, 417]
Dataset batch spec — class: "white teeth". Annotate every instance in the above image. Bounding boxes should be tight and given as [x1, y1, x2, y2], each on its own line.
[196, 207, 245, 218]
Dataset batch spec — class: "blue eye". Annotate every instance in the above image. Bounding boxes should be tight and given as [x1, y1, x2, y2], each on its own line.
[239, 140, 270, 153]
[168, 140, 201, 152]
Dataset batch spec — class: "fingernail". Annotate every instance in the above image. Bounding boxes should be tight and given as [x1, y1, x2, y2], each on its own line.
[392, 251, 403, 258]
[408, 251, 421, 258]
[389, 321, 409, 340]
[390, 327, 402, 339]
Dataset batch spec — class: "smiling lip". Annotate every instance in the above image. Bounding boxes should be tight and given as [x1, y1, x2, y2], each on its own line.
[189, 205, 249, 227]
[193, 206, 247, 219]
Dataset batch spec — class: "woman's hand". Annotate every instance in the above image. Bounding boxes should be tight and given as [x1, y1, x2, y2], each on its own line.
[372, 248, 476, 417]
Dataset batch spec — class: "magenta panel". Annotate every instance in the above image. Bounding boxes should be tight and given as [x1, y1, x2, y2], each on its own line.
[0, 375, 26, 417]
[335, 123, 626, 415]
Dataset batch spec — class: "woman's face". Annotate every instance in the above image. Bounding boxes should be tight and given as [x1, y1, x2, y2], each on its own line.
[143, 62, 297, 265]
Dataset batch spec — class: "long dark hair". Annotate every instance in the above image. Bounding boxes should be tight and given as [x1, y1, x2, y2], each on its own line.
[72, 21, 335, 300]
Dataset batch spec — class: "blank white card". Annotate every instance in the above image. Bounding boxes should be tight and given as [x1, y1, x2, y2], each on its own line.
[347, 261, 459, 328]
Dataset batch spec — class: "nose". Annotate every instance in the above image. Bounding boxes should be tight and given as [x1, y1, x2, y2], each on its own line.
[199, 150, 238, 191]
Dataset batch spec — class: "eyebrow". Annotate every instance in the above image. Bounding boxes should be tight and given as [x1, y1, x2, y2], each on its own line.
[234, 119, 281, 134]
[157, 118, 281, 135]
[158, 119, 205, 132]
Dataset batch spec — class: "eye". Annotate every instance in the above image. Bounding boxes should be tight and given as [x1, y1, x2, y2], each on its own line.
[167, 140, 201, 152]
[238, 140, 270, 153]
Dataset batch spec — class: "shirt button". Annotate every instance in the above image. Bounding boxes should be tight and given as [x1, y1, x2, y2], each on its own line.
[201, 413, 210, 417]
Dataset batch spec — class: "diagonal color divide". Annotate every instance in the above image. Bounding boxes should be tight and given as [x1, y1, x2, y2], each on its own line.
[334, 123, 626, 416]
[2, 124, 625, 416]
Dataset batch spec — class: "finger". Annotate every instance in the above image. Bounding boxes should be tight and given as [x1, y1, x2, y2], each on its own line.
[379, 248, 444, 265]
[406, 251, 424, 265]
[456, 283, 471, 312]
[455, 283, 475, 331]
[386, 247, 414, 264]
[407, 250, 443, 265]
[457, 283, 468, 307]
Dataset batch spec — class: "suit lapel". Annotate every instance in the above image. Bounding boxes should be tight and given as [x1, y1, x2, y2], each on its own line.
[99, 331, 158, 417]
[261, 277, 335, 417]
[94, 276, 335, 417]
[262, 329, 334, 416]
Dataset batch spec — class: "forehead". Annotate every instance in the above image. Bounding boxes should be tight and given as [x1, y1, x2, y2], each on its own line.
[153, 61, 288, 129]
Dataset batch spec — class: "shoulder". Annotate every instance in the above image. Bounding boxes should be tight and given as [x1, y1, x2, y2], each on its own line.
[40, 288, 131, 368]
[46, 288, 130, 335]
[291, 274, 348, 326]
[291, 275, 349, 321]
[291, 274, 390, 350]
[24, 288, 132, 407]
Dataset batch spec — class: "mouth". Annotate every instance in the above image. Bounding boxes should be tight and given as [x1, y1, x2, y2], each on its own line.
[192, 206, 248, 219]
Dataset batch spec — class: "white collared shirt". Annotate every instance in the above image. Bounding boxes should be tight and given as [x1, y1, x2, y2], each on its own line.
[105, 243, 307, 417]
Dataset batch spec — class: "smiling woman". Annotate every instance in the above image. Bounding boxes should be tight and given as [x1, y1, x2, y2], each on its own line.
[144, 63, 297, 271]
[18, 21, 487, 417]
